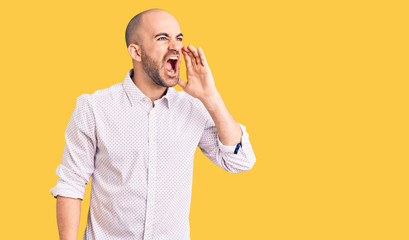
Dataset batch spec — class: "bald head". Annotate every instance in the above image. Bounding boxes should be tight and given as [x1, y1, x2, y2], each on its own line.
[125, 9, 178, 47]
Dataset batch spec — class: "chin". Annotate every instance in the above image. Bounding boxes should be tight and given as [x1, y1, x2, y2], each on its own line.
[166, 77, 179, 87]
[154, 76, 179, 88]
[162, 73, 180, 87]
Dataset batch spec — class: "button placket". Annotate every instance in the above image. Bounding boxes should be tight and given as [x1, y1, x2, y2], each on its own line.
[144, 108, 158, 240]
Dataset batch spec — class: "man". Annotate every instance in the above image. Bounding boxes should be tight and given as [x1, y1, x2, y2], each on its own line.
[50, 8, 256, 240]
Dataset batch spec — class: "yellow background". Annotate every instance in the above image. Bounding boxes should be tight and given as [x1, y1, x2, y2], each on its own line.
[1, 0, 408, 239]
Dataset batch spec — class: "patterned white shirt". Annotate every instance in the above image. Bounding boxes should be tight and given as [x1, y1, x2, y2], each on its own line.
[50, 69, 256, 240]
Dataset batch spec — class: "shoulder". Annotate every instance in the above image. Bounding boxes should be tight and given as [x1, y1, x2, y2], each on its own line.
[90, 82, 124, 101]
[170, 89, 210, 119]
[76, 82, 125, 108]
[171, 89, 202, 108]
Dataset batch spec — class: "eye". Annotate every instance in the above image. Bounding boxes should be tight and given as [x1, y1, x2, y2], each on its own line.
[177, 37, 183, 41]
[157, 37, 167, 41]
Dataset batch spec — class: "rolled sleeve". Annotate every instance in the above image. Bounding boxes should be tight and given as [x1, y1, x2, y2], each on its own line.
[217, 124, 249, 154]
[199, 118, 256, 173]
[49, 94, 96, 200]
[49, 166, 86, 199]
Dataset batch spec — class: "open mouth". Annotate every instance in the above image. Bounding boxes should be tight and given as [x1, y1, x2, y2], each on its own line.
[165, 57, 178, 75]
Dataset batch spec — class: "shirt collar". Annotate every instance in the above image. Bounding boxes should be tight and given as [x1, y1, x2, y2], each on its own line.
[123, 69, 176, 108]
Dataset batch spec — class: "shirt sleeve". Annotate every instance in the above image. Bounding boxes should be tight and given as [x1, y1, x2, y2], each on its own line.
[49, 94, 96, 200]
[198, 116, 256, 173]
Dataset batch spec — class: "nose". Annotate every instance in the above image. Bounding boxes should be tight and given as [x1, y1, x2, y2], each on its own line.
[168, 38, 182, 53]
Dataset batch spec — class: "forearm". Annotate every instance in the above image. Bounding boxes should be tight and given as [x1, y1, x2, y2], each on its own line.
[201, 92, 242, 146]
[179, 45, 242, 145]
[56, 196, 81, 240]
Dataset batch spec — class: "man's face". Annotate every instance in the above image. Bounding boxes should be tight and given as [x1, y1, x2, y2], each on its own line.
[139, 11, 183, 87]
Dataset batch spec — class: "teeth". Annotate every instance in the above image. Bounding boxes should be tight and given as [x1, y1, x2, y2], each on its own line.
[169, 57, 178, 60]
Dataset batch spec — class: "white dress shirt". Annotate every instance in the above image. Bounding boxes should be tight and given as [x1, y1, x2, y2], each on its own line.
[50, 69, 256, 240]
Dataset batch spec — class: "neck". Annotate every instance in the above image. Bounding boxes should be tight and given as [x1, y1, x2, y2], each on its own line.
[131, 66, 168, 102]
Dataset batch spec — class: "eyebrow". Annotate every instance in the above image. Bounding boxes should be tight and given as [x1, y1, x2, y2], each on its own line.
[154, 33, 184, 38]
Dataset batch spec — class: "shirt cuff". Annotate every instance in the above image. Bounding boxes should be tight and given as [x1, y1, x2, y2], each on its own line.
[217, 123, 249, 154]
[49, 182, 85, 200]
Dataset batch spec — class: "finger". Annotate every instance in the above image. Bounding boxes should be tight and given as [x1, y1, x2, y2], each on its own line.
[197, 47, 208, 67]
[182, 47, 193, 68]
[177, 78, 187, 90]
[187, 45, 202, 66]
[184, 46, 197, 66]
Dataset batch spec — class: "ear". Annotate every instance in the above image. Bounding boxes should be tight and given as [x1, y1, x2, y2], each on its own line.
[128, 44, 142, 62]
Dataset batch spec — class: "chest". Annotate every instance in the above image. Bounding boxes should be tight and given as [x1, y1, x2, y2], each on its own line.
[93, 103, 205, 165]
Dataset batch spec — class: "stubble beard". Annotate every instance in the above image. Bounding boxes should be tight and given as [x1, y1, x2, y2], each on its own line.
[141, 48, 179, 88]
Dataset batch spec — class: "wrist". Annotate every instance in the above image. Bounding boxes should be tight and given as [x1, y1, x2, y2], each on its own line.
[200, 92, 222, 112]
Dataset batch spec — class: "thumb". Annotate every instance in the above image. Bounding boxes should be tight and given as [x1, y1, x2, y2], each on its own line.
[177, 78, 187, 90]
